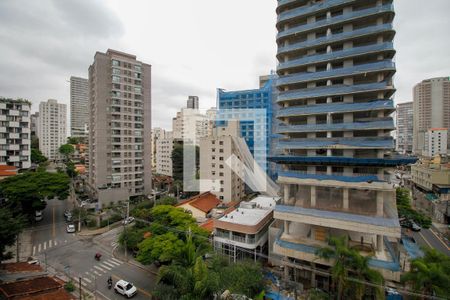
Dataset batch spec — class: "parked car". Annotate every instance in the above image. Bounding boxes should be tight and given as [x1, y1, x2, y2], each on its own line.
[66, 224, 76, 233]
[122, 217, 135, 225]
[114, 280, 137, 298]
[64, 210, 71, 218]
[410, 220, 421, 232]
[35, 210, 43, 222]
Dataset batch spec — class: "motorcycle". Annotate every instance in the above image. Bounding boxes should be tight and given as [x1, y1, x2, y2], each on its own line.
[94, 253, 102, 261]
[107, 277, 113, 289]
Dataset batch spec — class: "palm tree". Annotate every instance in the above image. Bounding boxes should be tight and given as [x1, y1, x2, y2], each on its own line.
[401, 249, 450, 299]
[315, 236, 384, 300]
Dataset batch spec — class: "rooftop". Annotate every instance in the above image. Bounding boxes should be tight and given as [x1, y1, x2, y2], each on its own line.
[0, 165, 18, 177]
[177, 192, 221, 213]
[218, 196, 279, 226]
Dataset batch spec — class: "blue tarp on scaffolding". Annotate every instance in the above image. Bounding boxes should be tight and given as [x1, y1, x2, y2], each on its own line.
[277, 137, 394, 149]
[277, 118, 395, 133]
[268, 155, 418, 166]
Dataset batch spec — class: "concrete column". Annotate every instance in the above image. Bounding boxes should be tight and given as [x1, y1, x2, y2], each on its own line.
[343, 188, 349, 211]
[311, 186, 316, 207]
[377, 234, 384, 252]
[311, 262, 316, 287]
[284, 184, 289, 203]
[284, 221, 290, 235]
[376, 191, 384, 217]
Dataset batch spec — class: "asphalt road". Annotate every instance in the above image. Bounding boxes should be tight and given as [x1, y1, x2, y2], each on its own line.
[29, 198, 156, 299]
[412, 226, 450, 257]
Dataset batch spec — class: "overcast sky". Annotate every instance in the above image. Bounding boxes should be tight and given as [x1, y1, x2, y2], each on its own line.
[0, 0, 449, 130]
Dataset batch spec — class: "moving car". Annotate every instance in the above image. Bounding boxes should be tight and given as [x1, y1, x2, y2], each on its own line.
[35, 210, 43, 221]
[66, 224, 76, 233]
[114, 280, 137, 298]
[122, 217, 135, 225]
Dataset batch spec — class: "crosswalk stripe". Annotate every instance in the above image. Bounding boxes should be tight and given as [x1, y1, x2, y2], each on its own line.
[106, 260, 121, 267]
[32, 246, 36, 256]
[99, 263, 112, 271]
[83, 277, 92, 283]
[43, 242, 46, 250]
[80, 280, 87, 287]
[38, 244, 41, 252]
[49, 240, 52, 248]
[94, 265, 107, 273]
[102, 261, 116, 268]
[54, 240, 58, 246]
[93, 270, 102, 277]
[110, 257, 122, 264]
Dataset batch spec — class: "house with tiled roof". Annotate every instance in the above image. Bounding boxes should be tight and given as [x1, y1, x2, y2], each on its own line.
[176, 192, 221, 222]
[0, 165, 17, 180]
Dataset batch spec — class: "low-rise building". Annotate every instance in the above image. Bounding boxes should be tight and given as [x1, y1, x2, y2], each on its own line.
[213, 196, 279, 262]
[411, 156, 450, 223]
[176, 192, 221, 222]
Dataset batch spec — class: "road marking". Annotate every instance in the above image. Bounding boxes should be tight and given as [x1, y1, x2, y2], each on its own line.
[52, 206, 56, 238]
[96, 290, 112, 300]
[49, 240, 52, 248]
[419, 231, 433, 248]
[32, 246, 36, 256]
[83, 277, 92, 283]
[54, 240, 58, 246]
[80, 280, 87, 287]
[106, 260, 121, 267]
[38, 244, 41, 252]
[99, 263, 112, 271]
[429, 228, 450, 251]
[110, 257, 122, 264]
[102, 261, 116, 268]
[94, 265, 107, 273]
[93, 270, 102, 277]
[43, 242, 47, 250]
[112, 274, 152, 298]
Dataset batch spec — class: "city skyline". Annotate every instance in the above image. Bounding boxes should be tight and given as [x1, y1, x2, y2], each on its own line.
[0, 1, 449, 130]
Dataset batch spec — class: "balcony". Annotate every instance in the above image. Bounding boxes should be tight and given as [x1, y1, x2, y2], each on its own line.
[277, 0, 354, 24]
[277, 23, 394, 57]
[8, 156, 19, 162]
[277, 81, 394, 102]
[277, 136, 394, 150]
[9, 133, 20, 139]
[278, 170, 389, 183]
[8, 144, 20, 151]
[278, 42, 394, 71]
[277, 99, 394, 118]
[276, 60, 395, 87]
[277, 4, 394, 41]
[269, 155, 418, 166]
[277, 118, 395, 133]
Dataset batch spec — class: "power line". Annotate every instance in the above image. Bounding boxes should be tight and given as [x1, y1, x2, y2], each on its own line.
[127, 216, 444, 300]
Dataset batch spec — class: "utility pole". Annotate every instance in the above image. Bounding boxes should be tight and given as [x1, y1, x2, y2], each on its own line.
[16, 233, 20, 262]
[79, 277, 82, 299]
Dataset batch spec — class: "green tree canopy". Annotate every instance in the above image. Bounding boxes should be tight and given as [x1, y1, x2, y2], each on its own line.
[396, 187, 432, 228]
[401, 249, 450, 299]
[0, 171, 70, 219]
[59, 144, 75, 160]
[157, 196, 177, 206]
[67, 136, 80, 145]
[66, 161, 78, 178]
[31, 148, 48, 164]
[0, 207, 25, 261]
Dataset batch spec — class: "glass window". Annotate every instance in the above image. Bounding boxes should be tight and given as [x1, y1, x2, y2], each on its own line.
[112, 68, 121, 75]
[112, 60, 120, 66]
[112, 75, 121, 83]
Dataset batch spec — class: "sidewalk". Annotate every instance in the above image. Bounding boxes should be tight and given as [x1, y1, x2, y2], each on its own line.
[112, 245, 158, 276]
[77, 222, 122, 237]
[3, 229, 33, 263]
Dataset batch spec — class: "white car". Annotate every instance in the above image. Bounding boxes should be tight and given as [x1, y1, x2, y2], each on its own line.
[114, 280, 137, 298]
[66, 224, 76, 233]
[122, 217, 135, 225]
[35, 210, 43, 221]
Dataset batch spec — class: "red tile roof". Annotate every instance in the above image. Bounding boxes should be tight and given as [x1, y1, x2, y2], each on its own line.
[200, 219, 214, 232]
[0, 262, 42, 273]
[19, 289, 76, 300]
[177, 192, 220, 213]
[0, 277, 60, 298]
[0, 165, 17, 177]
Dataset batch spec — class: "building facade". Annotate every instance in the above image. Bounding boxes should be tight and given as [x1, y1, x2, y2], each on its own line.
[413, 77, 450, 155]
[172, 107, 211, 145]
[0, 98, 31, 169]
[396, 101, 413, 153]
[155, 136, 181, 177]
[151, 127, 168, 170]
[30, 112, 39, 138]
[269, 0, 405, 285]
[38, 99, 67, 161]
[200, 121, 245, 203]
[217, 75, 275, 174]
[187, 95, 199, 109]
[70, 76, 89, 138]
[424, 128, 448, 158]
[87, 49, 151, 206]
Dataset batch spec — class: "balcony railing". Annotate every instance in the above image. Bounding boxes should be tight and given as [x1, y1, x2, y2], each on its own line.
[277, 170, 391, 183]
[277, 118, 395, 133]
[277, 4, 394, 41]
[277, 23, 394, 56]
[277, 136, 394, 150]
[277, 81, 394, 102]
[268, 155, 418, 166]
[276, 60, 395, 86]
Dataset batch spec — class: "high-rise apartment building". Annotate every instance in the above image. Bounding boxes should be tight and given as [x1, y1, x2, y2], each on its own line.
[396, 101, 413, 153]
[30, 112, 39, 138]
[424, 128, 448, 157]
[87, 49, 151, 207]
[413, 77, 450, 155]
[0, 98, 31, 169]
[187, 96, 199, 109]
[217, 75, 276, 175]
[172, 107, 211, 145]
[155, 136, 181, 177]
[199, 121, 245, 202]
[151, 127, 168, 170]
[269, 0, 408, 284]
[38, 99, 67, 161]
[70, 76, 89, 138]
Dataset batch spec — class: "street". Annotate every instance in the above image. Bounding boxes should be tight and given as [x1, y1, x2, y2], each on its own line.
[29, 198, 156, 299]
[412, 226, 450, 257]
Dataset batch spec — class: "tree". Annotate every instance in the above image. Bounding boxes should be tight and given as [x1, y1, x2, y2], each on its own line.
[0, 207, 25, 261]
[219, 260, 265, 297]
[119, 226, 151, 251]
[67, 136, 80, 145]
[66, 161, 78, 178]
[0, 171, 70, 219]
[31, 148, 48, 164]
[157, 196, 177, 206]
[315, 236, 384, 300]
[137, 232, 185, 264]
[401, 249, 450, 299]
[31, 136, 39, 150]
[396, 187, 432, 228]
[59, 144, 75, 161]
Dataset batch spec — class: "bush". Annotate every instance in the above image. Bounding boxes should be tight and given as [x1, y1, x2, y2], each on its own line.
[87, 218, 97, 228]
[100, 213, 123, 227]
[64, 281, 75, 292]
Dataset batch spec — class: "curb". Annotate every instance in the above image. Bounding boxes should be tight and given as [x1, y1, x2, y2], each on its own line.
[112, 245, 158, 276]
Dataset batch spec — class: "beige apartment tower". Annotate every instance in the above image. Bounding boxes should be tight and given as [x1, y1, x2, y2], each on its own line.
[413, 77, 450, 155]
[88, 49, 152, 207]
[39, 99, 67, 161]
